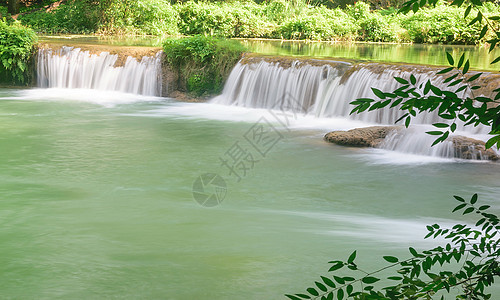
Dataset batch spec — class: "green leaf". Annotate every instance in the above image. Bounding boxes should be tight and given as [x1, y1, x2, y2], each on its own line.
[470, 193, 478, 204]
[464, 5, 472, 18]
[321, 276, 336, 288]
[362, 276, 380, 284]
[409, 247, 418, 256]
[478, 205, 490, 210]
[457, 53, 465, 69]
[333, 276, 345, 284]
[383, 256, 399, 263]
[430, 85, 442, 96]
[455, 85, 467, 93]
[479, 25, 488, 39]
[315, 281, 327, 292]
[437, 67, 454, 74]
[328, 262, 343, 272]
[347, 251, 356, 264]
[467, 73, 482, 81]
[432, 123, 449, 128]
[452, 203, 467, 212]
[307, 287, 319, 296]
[426, 131, 443, 135]
[337, 288, 344, 300]
[410, 74, 416, 85]
[285, 295, 303, 300]
[463, 207, 474, 214]
[424, 80, 431, 94]
[491, 56, 500, 64]
[463, 60, 470, 74]
[405, 116, 411, 128]
[485, 137, 497, 149]
[446, 52, 454, 66]
[371, 88, 386, 99]
[412, 2, 419, 13]
[394, 77, 408, 84]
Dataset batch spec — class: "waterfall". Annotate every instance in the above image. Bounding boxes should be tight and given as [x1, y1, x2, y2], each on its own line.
[37, 47, 163, 96]
[213, 58, 496, 160]
[213, 60, 349, 111]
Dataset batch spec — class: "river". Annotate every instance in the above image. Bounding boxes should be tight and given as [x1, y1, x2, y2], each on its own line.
[0, 39, 499, 299]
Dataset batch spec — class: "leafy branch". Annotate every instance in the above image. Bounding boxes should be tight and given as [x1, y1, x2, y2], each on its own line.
[286, 194, 500, 300]
[350, 0, 500, 149]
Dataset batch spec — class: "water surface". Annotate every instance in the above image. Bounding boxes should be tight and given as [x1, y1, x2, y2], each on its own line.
[0, 89, 499, 298]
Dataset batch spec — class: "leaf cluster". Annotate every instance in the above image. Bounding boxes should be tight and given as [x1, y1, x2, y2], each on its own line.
[0, 20, 37, 84]
[286, 195, 500, 300]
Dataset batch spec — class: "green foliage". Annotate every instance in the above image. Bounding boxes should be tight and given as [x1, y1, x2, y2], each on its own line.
[356, 12, 402, 42]
[163, 36, 245, 96]
[287, 194, 500, 299]
[402, 4, 485, 44]
[0, 20, 37, 84]
[13, 0, 500, 44]
[18, 0, 178, 35]
[18, 0, 99, 34]
[99, 0, 179, 35]
[176, 1, 274, 38]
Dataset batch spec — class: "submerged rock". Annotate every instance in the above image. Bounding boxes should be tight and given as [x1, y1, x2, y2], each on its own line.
[324, 126, 402, 147]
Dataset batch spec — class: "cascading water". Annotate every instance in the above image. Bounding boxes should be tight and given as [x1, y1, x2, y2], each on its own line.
[212, 58, 497, 160]
[213, 60, 350, 111]
[37, 47, 163, 96]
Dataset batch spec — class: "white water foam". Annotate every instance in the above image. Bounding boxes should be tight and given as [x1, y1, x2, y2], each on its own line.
[212, 59, 495, 161]
[4, 88, 166, 108]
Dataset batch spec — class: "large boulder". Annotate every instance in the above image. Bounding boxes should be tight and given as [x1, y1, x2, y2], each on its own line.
[324, 126, 402, 147]
[451, 136, 499, 161]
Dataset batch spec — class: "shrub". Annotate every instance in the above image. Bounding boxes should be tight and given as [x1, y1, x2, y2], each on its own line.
[163, 36, 246, 96]
[19, 0, 99, 34]
[99, 0, 179, 36]
[278, 14, 334, 40]
[0, 20, 37, 84]
[356, 13, 402, 42]
[402, 4, 483, 44]
[176, 1, 235, 37]
[316, 6, 359, 39]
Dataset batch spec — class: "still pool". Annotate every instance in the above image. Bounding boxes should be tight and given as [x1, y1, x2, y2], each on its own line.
[0, 88, 499, 299]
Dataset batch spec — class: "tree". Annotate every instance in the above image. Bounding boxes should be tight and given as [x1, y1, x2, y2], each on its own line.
[287, 0, 500, 299]
[7, 0, 20, 14]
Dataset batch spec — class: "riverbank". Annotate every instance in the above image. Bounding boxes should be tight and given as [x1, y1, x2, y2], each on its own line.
[12, 0, 500, 45]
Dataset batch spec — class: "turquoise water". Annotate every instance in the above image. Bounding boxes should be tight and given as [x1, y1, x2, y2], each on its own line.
[0, 88, 499, 298]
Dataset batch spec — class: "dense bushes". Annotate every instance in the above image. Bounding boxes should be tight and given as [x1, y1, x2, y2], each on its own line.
[0, 20, 37, 84]
[13, 0, 500, 45]
[18, 0, 99, 34]
[163, 36, 245, 95]
[98, 0, 179, 35]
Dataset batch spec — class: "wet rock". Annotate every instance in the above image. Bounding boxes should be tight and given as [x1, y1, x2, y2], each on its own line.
[451, 136, 499, 161]
[324, 126, 499, 161]
[324, 126, 402, 147]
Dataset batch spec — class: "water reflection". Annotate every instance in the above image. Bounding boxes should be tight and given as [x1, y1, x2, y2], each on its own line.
[240, 39, 500, 71]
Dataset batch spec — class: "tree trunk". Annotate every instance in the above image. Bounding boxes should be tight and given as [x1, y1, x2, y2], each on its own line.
[8, 0, 20, 15]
